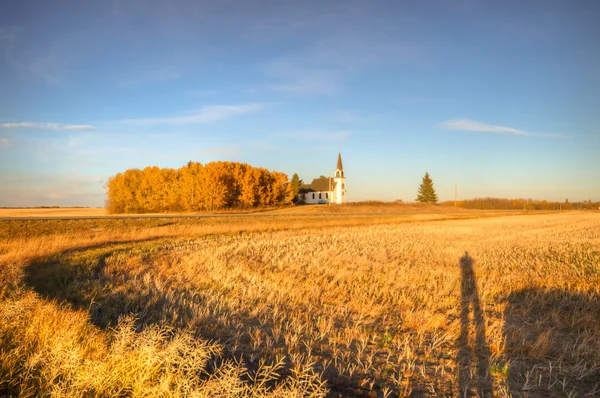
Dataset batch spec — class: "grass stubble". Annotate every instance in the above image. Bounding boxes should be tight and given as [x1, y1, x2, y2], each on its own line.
[0, 211, 599, 397]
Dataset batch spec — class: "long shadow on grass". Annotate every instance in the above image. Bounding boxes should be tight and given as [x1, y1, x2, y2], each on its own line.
[503, 288, 600, 397]
[24, 238, 204, 330]
[456, 252, 493, 397]
[455, 252, 600, 397]
[23, 240, 374, 397]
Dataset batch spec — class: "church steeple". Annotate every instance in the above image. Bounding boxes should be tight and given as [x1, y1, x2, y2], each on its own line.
[335, 152, 344, 178]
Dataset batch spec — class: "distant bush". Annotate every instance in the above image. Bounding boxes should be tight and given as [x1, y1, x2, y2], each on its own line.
[444, 197, 599, 210]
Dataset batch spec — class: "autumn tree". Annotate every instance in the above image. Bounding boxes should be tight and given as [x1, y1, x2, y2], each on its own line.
[240, 167, 261, 207]
[106, 160, 292, 214]
[178, 161, 204, 211]
[106, 169, 143, 213]
[131, 166, 181, 212]
[416, 172, 438, 204]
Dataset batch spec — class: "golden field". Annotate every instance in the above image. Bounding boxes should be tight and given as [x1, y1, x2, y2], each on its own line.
[0, 207, 108, 218]
[1, 211, 599, 397]
[0, 203, 470, 218]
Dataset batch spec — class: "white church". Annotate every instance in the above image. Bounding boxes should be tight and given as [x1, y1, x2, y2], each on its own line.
[298, 153, 347, 204]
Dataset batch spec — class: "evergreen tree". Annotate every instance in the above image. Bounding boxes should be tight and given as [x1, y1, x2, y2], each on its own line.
[290, 173, 304, 203]
[416, 172, 438, 204]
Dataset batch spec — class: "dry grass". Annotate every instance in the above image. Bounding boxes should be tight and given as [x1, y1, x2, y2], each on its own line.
[0, 207, 108, 218]
[1, 212, 599, 397]
[267, 202, 479, 214]
[0, 207, 279, 218]
[0, 202, 488, 218]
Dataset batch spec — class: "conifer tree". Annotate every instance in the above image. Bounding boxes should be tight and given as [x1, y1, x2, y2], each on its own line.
[416, 172, 438, 204]
[290, 173, 303, 203]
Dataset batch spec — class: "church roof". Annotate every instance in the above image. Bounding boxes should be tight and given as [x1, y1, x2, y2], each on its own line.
[336, 152, 344, 171]
[299, 177, 336, 193]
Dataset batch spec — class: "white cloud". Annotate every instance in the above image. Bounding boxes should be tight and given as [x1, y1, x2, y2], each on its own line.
[439, 119, 564, 137]
[61, 124, 96, 131]
[122, 103, 265, 125]
[440, 119, 527, 135]
[275, 130, 350, 141]
[0, 122, 95, 131]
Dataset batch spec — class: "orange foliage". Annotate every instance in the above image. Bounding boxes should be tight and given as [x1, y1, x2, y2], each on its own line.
[106, 161, 293, 213]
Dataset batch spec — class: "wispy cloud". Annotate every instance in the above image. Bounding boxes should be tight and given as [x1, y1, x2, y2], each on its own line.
[201, 145, 241, 156]
[0, 122, 95, 131]
[262, 34, 423, 95]
[439, 119, 563, 137]
[118, 68, 180, 87]
[275, 130, 350, 141]
[1, 28, 67, 85]
[0, 137, 9, 148]
[122, 103, 265, 125]
[250, 140, 279, 152]
[0, 27, 18, 69]
[264, 63, 340, 95]
[0, 173, 106, 207]
[330, 109, 361, 124]
[185, 89, 219, 98]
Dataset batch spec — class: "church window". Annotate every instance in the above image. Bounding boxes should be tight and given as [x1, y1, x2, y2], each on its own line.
[319, 193, 322, 199]
[326, 193, 328, 199]
[312, 193, 315, 199]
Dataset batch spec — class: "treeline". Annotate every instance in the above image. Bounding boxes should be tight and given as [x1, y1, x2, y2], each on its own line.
[444, 197, 599, 210]
[106, 161, 293, 213]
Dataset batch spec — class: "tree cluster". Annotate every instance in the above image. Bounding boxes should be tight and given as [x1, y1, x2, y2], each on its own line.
[446, 197, 599, 210]
[106, 161, 293, 214]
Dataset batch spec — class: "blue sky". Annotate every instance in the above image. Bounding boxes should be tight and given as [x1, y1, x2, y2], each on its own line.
[1, 0, 599, 206]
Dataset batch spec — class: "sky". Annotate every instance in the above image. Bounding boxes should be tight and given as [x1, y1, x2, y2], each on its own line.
[1, 0, 599, 207]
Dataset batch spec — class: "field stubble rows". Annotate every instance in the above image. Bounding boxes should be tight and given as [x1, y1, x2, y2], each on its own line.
[1, 212, 599, 397]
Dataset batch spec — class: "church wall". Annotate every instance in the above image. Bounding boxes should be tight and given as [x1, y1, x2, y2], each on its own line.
[300, 191, 332, 204]
[333, 177, 346, 204]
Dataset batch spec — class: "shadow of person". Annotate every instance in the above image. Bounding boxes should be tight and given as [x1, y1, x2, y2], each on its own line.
[456, 252, 493, 397]
[503, 287, 600, 397]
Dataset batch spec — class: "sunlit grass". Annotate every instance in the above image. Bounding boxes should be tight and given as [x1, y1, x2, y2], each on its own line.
[1, 212, 599, 396]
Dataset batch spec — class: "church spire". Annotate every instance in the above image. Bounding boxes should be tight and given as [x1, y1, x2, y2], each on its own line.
[335, 152, 344, 178]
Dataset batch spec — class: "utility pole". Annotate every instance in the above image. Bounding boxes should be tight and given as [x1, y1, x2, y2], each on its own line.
[454, 185, 457, 207]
